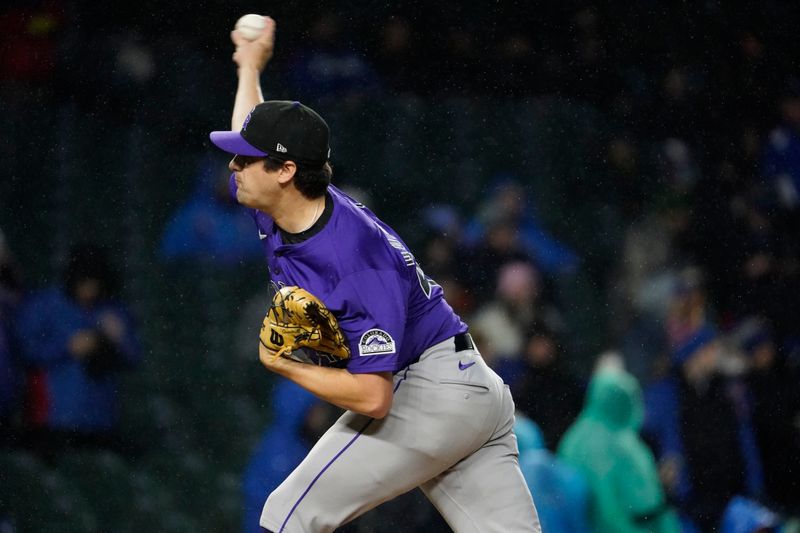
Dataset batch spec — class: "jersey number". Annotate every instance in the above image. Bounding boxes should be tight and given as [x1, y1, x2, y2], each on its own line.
[415, 263, 438, 299]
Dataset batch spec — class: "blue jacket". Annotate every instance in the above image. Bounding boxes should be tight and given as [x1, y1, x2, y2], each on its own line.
[159, 156, 263, 265]
[720, 496, 782, 533]
[464, 177, 580, 275]
[14, 288, 140, 431]
[515, 415, 592, 533]
[643, 376, 764, 512]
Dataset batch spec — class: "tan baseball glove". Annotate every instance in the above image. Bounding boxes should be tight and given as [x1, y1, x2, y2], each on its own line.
[259, 286, 350, 366]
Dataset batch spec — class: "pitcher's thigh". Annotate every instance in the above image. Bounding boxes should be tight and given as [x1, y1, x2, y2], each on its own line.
[260, 412, 448, 533]
[422, 432, 541, 533]
[421, 381, 541, 533]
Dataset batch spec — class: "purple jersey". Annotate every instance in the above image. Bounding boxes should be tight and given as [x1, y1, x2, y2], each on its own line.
[233, 179, 467, 373]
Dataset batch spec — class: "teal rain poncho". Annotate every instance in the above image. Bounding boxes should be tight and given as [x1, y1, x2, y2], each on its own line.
[558, 368, 680, 533]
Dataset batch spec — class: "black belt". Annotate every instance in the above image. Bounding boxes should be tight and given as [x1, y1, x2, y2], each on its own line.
[454, 332, 475, 352]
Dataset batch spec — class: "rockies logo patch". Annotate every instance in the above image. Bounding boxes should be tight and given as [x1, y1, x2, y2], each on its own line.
[358, 329, 395, 356]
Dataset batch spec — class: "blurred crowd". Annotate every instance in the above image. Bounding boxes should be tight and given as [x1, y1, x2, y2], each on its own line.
[3, 0, 800, 532]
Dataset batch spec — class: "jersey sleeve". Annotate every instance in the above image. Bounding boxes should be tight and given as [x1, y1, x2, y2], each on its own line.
[328, 269, 409, 374]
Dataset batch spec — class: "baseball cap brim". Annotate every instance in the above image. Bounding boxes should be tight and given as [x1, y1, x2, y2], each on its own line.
[209, 131, 268, 156]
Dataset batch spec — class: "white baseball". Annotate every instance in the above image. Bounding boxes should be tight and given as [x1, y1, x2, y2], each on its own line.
[235, 14, 266, 41]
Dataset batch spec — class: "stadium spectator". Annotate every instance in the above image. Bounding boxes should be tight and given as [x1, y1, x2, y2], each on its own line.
[159, 154, 263, 266]
[738, 319, 800, 513]
[665, 267, 710, 349]
[464, 178, 579, 278]
[515, 414, 592, 533]
[463, 216, 532, 300]
[414, 205, 475, 317]
[723, 190, 798, 343]
[470, 261, 564, 382]
[612, 193, 693, 382]
[719, 496, 783, 533]
[417, 204, 467, 282]
[513, 322, 584, 450]
[559, 366, 681, 533]
[14, 243, 141, 454]
[642, 325, 764, 530]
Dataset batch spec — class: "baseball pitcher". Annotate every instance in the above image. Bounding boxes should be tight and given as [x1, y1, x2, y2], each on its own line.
[209, 16, 541, 533]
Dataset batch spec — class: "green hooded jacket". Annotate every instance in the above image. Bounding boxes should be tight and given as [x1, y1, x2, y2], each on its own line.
[558, 368, 680, 533]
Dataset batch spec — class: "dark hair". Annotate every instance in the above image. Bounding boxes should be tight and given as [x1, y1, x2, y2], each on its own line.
[263, 157, 332, 199]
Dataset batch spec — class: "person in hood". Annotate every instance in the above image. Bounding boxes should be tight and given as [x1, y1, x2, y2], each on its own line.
[558, 367, 680, 533]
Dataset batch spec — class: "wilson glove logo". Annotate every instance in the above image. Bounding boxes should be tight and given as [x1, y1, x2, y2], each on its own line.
[270, 329, 285, 346]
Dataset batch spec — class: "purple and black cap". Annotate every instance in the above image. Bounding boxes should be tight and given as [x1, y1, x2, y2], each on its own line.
[209, 100, 330, 168]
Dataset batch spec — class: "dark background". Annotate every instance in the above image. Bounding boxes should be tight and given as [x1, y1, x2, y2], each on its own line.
[2, 0, 800, 531]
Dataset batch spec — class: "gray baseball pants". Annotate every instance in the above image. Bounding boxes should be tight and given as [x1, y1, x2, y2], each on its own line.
[260, 335, 541, 533]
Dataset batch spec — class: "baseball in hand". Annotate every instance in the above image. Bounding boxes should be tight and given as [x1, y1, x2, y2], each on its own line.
[235, 14, 266, 41]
